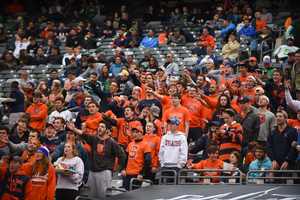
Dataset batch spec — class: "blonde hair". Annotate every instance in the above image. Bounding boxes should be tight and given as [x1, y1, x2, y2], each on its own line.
[62, 142, 79, 161]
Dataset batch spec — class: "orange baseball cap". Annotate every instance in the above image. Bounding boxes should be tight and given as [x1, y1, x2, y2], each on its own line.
[132, 126, 143, 133]
[249, 57, 257, 62]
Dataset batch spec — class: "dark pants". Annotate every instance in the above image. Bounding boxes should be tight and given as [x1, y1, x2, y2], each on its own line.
[241, 145, 250, 160]
[273, 163, 296, 184]
[296, 160, 300, 184]
[257, 140, 266, 146]
[56, 189, 79, 200]
[122, 175, 142, 191]
[188, 127, 203, 143]
[144, 168, 156, 184]
[161, 167, 181, 184]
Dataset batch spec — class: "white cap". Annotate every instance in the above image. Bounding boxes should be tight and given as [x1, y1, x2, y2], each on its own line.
[260, 95, 269, 103]
[247, 75, 256, 82]
[76, 77, 86, 82]
[170, 76, 178, 81]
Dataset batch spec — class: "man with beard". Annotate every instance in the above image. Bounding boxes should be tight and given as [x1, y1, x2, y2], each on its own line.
[99, 20, 115, 39]
[66, 29, 83, 50]
[108, 95, 139, 119]
[274, 36, 299, 63]
[66, 120, 126, 199]
[20, 139, 40, 163]
[24, 82, 35, 102]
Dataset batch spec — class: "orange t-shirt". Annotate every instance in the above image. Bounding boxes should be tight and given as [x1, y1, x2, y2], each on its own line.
[21, 151, 36, 164]
[142, 134, 161, 168]
[140, 83, 147, 100]
[162, 106, 192, 133]
[218, 76, 235, 91]
[161, 95, 172, 114]
[237, 73, 253, 86]
[153, 119, 164, 137]
[181, 98, 205, 128]
[244, 88, 256, 105]
[116, 118, 142, 145]
[158, 33, 172, 44]
[126, 140, 151, 175]
[288, 119, 300, 133]
[83, 112, 103, 135]
[192, 158, 224, 183]
[26, 103, 48, 132]
[252, 19, 267, 31]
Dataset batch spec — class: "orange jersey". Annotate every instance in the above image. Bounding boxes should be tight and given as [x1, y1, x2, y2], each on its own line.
[203, 94, 218, 123]
[287, 119, 300, 132]
[192, 158, 224, 183]
[116, 118, 142, 145]
[21, 151, 36, 164]
[153, 119, 164, 137]
[182, 97, 205, 128]
[218, 76, 235, 91]
[142, 134, 161, 167]
[237, 73, 253, 86]
[200, 34, 215, 48]
[126, 140, 151, 175]
[26, 103, 47, 132]
[161, 95, 172, 114]
[21, 163, 56, 200]
[83, 112, 103, 135]
[162, 106, 192, 133]
[217, 122, 243, 161]
[244, 88, 256, 105]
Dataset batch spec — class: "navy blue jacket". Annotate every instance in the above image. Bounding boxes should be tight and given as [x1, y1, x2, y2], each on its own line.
[91, 83, 116, 112]
[211, 95, 237, 124]
[40, 136, 62, 153]
[190, 134, 217, 160]
[6, 89, 25, 113]
[138, 99, 163, 118]
[266, 125, 298, 165]
[75, 108, 90, 129]
[33, 55, 47, 66]
[51, 142, 90, 184]
[124, 35, 142, 48]
[108, 100, 139, 119]
[98, 26, 115, 38]
[63, 65, 83, 77]
[55, 130, 66, 142]
[192, 46, 207, 57]
[179, 28, 195, 42]
[67, 96, 85, 112]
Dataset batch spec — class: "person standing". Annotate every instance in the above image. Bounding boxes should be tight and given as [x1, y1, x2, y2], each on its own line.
[159, 118, 188, 184]
[6, 81, 25, 124]
[66, 120, 126, 199]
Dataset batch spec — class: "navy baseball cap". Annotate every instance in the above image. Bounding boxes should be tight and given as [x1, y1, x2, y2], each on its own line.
[225, 62, 234, 68]
[238, 96, 250, 103]
[107, 73, 115, 78]
[167, 118, 180, 125]
[210, 121, 222, 128]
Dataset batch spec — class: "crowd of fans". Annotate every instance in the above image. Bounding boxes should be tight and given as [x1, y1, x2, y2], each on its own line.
[0, 0, 300, 199]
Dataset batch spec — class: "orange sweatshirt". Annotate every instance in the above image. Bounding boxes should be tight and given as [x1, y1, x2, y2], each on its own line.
[192, 158, 224, 183]
[26, 103, 47, 132]
[21, 163, 56, 200]
[142, 134, 161, 168]
[83, 112, 103, 135]
[21, 151, 36, 164]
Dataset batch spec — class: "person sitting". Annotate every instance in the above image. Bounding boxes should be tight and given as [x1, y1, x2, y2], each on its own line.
[222, 32, 240, 63]
[158, 27, 172, 44]
[56, 21, 69, 39]
[261, 7, 273, 24]
[41, 29, 61, 47]
[249, 26, 274, 55]
[239, 19, 256, 46]
[124, 28, 142, 48]
[273, 36, 299, 63]
[99, 20, 115, 39]
[140, 29, 159, 48]
[33, 47, 47, 66]
[41, 92, 56, 116]
[200, 27, 215, 48]
[191, 38, 207, 57]
[67, 87, 86, 112]
[170, 7, 181, 23]
[49, 82, 64, 104]
[26, 37, 39, 55]
[83, 30, 97, 50]
[216, 20, 236, 37]
[187, 8, 201, 24]
[46, 45, 63, 65]
[167, 27, 186, 47]
[226, 6, 239, 23]
[196, 46, 218, 67]
[251, 11, 267, 35]
[66, 29, 83, 50]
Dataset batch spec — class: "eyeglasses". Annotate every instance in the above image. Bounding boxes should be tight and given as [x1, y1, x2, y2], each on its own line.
[166, 56, 171, 58]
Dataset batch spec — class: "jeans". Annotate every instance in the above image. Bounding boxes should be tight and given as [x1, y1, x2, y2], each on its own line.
[161, 167, 181, 184]
[245, 36, 253, 43]
[249, 40, 270, 52]
[230, 58, 237, 63]
[241, 145, 250, 160]
[122, 175, 142, 191]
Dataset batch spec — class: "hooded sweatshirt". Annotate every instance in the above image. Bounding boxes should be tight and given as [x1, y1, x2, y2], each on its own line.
[0, 167, 32, 200]
[159, 131, 188, 169]
[21, 163, 56, 200]
[26, 102, 47, 132]
[249, 156, 272, 178]
[211, 94, 237, 124]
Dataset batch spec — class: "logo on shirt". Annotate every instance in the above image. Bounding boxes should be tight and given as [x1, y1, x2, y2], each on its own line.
[96, 144, 105, 155]
[258, 114, 265, 124]
[129, 144, 139, 159]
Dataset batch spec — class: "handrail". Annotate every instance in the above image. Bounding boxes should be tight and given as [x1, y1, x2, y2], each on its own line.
[129, 178, 153, 191]
[178, 169, 243, 185]
[103, 187, 127, 198]
[246, 170, 300, 185]
[260, 37, 274, 63]
[159, 170, 178, 185]
[272, 25, 285, 38]
[75, 196, 98, 200]
[226, 46, 249, 64]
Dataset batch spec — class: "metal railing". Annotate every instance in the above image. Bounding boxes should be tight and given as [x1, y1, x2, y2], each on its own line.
[259, 37, 274, 63]
[75, 196, 98, 200]
[103, 187, 127, 198]
[129, 178, 153, 191]
[226, 46, 250, 64]
[178, 169, 243, 185]
[159, 169, 178, 185]
[246, 170, 300, 185]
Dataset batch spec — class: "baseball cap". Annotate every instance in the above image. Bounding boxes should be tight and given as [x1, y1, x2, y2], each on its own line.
[76, 87, 84, 92]
[238, 10, 244, 14]
[158, 66, 165, 72]
[195, 37, 202, 41]
[40, 77, 48, 82]
[255, 87, 265, 94]
[170, 76, 178, 81]
[133, 86, 142, 93]
[167, 118, 180, 125]
[81, 50, 90, 56]
[128, 95, 138, 101]
[46, 123, 55, 129]
[87, 57, 96, 64]
[107, 73, 115, 78]
[205, 20, 211, 24]
[118, 70, 129, 76]
[288, 51, 295, 56]
[238, 62, 247, 66]
[71, 79, 79, 84]
[27, 82, 35, 88]
[173, 27, 180, 32]
[249, 57, 257, 62]
[287, 35, 294, 42]
[131, 27, 138, 31]
[144, 49, 150, 56]
[164, 26, 170, 31]
[247, 75, 256, 82]
[188, 66, 196, 73]
[232, 78, 241, 85]
[7, 16, 13, 20]
[263, 55, 271, 64]
[238, 96, 250, 103]
[10, 156, 23, 164]
[205, 76, 211, 83]
[132, 20, 137, 24]
[97, 52, 106, 57]
[277, 110, 288, 118]
[132, 126, 143, 133]
[217, 7, 223, 11]
[121, 24, 127, 28]
[225, 62, 234, 68]
[254, 68, 262, 73]
[210, 121, 222, 128]
[295, 88, 300, 92]
[76, 77, 86, 82]
[95, 48, 103, 53]
[32, 92, 42, 97]
[150, 106, 160, 118]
